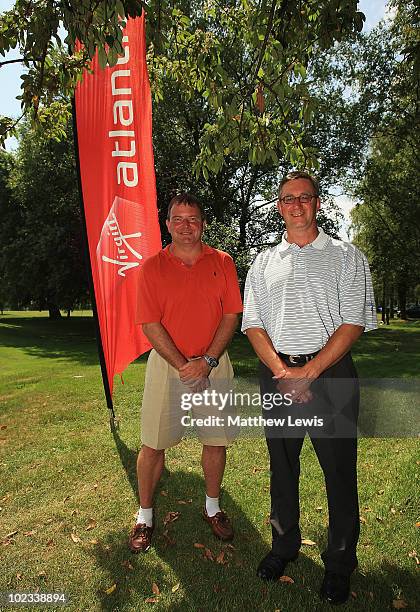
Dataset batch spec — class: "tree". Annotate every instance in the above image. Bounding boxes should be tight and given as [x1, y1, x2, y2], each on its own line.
[0, 0, 365, 175]
[349, 0, 420, 317]
[0, 120, 88, 317]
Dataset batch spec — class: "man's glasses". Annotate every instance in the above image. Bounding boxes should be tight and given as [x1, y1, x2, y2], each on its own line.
[280, 194, 317, 205]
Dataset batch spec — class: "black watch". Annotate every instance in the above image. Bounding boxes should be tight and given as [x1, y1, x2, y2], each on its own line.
[203, 354, 219, 368]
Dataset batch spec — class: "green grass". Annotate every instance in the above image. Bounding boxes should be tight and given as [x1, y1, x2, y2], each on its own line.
[0, 312, 419, 611]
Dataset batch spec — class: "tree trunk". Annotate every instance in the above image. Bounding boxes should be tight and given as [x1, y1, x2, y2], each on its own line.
[398, 282, 407, 320]
[381, 278, 386, 324]
[48, 304, 62, 319]
[67, 309, 71, 318]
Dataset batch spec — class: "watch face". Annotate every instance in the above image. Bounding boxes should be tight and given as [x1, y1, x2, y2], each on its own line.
[205, 355, 218, 368]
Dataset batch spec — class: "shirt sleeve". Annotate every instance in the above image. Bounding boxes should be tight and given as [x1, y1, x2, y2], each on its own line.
[221, 254, 243, 314]
[136, 263, 162, 324]
[339, 246, 377, 332]
[241, 256, 265, 332]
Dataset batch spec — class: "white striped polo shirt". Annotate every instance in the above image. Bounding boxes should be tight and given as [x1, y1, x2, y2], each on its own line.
[241, 228, 377, 354]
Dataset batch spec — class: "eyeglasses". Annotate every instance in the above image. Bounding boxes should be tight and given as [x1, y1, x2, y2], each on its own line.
[280, 193, 317, 205]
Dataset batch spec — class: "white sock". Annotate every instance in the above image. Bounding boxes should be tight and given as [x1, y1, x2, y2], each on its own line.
[205, 494, 221, 517]
[136, 507, 153, 527]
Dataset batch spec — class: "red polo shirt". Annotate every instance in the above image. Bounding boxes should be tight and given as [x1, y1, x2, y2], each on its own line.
[136, 244, 243, 357]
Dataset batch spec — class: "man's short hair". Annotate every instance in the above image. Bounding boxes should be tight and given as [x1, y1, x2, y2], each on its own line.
[279, 171, 320, 198]
[166, 192, 206, 221]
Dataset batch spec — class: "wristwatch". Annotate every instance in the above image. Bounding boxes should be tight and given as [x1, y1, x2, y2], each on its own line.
[203, 354, 219, 368]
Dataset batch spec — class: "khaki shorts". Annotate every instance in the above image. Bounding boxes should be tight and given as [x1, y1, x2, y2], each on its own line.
[141, 350, 238, 449]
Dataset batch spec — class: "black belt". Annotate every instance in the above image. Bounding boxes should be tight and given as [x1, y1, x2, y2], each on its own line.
[278, 351, 319, 365]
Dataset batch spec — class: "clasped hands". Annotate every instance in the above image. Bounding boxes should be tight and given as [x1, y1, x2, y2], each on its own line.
[272, 364, 315, 404]
[178, 357, 211, 392]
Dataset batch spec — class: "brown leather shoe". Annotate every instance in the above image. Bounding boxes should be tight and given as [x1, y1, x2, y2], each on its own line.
[129, 521, 154, 553]
[203, 508, 234, 541]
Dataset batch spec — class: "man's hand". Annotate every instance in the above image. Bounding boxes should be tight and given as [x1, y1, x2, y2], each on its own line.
[273, 365, 315, 403]
[179, 358, 211, 391]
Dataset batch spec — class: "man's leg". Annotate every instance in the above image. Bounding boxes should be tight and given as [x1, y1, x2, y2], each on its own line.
[267, 435, 304, 557]
[201, 445, 233, 540]
[137, 445, 165, 509]
[312, 436, 359, 575]
[202, 444, 226, 497]
[256, 435, 304, 580]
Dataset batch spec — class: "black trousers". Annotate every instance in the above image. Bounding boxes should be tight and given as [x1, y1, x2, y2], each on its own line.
[260, 352, 360, 576]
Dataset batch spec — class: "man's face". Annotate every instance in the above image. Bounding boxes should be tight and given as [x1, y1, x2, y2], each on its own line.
[277, 178, 320, 232]
[166, 203, 204, 247]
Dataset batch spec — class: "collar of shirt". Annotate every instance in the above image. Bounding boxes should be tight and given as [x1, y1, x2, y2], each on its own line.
[277, 227, 330, 252]
[163, 242, 215, 266]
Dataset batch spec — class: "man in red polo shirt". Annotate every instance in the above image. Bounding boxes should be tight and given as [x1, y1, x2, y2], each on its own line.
[129, 193, 243, 553]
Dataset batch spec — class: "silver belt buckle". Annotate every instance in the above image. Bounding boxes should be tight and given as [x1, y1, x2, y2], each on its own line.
[288, 355, 300, 364]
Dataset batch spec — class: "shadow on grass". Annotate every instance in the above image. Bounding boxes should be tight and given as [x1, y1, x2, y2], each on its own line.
[102, 430, 419, 611]
[90, 430, 317, 611]
[0, 316, 149, 367]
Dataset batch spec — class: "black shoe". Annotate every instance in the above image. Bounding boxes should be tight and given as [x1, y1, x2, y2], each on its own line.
[319, 571, 350, 605]
[256, 551, 297, 581]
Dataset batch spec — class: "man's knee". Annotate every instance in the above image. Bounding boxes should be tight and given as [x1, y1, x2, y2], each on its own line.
[202, 444, 226, 455]
[140, 445, 165, 459]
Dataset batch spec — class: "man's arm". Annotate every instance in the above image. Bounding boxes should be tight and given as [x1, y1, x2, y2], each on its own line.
[179, 314, 238, 383]
[299, 323, 363, 380]
[142, 322, 187, 370]
[245, 327, 289, 378]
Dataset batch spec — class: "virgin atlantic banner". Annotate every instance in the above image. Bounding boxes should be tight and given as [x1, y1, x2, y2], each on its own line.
[74, 15, 161, 395]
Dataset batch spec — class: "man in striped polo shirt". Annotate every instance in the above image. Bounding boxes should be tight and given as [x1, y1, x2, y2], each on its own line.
[242, 171, 377, 605]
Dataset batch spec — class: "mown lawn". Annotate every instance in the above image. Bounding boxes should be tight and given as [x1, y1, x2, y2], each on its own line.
[0, 312, 419, 611]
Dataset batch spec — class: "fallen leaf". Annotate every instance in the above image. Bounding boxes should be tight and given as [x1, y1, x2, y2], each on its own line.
[70, 533, 81, 543]
[86, 519, 96, 531]
[122, 560, 134, 570]
[351, 591, 357, 598]
[225, 543, 235, 550]
[63, 496, 70, 502]
[89, 539, 99, 545]
[38, 571, 46, 579]
[204, 547, 214, 561]
[177, 499, 192, 505]
[316, 506, 323, 512]
[162, 530, 176, 546]
[172, 583, 180, 593]
[105, 583, 117, 595]
[216, 551, 227, 564]
[360, 516, 367, 524]
[377, 489, 385, 495]
[0, 425, 7, 430]
[24, 530, 36, 537]
[408, 550, 419, 565]
[415, 521, 420, 528]
[152, 583, 160, 596]
[46, 539, 54, 547]
[163, 511, 180, 526]
[145, 597, 158, 603]
[71, 510, 78, 516]
[302, 539, 316, 546]
[376, 516, 383, 522]
[160, 490, 168, 497]
[279, 575, 294, 584]
[16, 573, 22, 580]
[252, 466, 263, 473]
[194, 542, 205, 549]
[390, 508, 396, 514]
[392, 599, 408, 609]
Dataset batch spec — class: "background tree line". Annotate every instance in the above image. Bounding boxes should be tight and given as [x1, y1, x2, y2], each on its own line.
[0, 0, 418, 318]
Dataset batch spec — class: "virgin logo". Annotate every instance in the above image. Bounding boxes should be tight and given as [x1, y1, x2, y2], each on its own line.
[97, 196, 144, 277]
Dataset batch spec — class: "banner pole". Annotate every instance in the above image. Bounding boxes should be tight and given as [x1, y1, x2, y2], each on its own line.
[71, 96, 117, 430]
